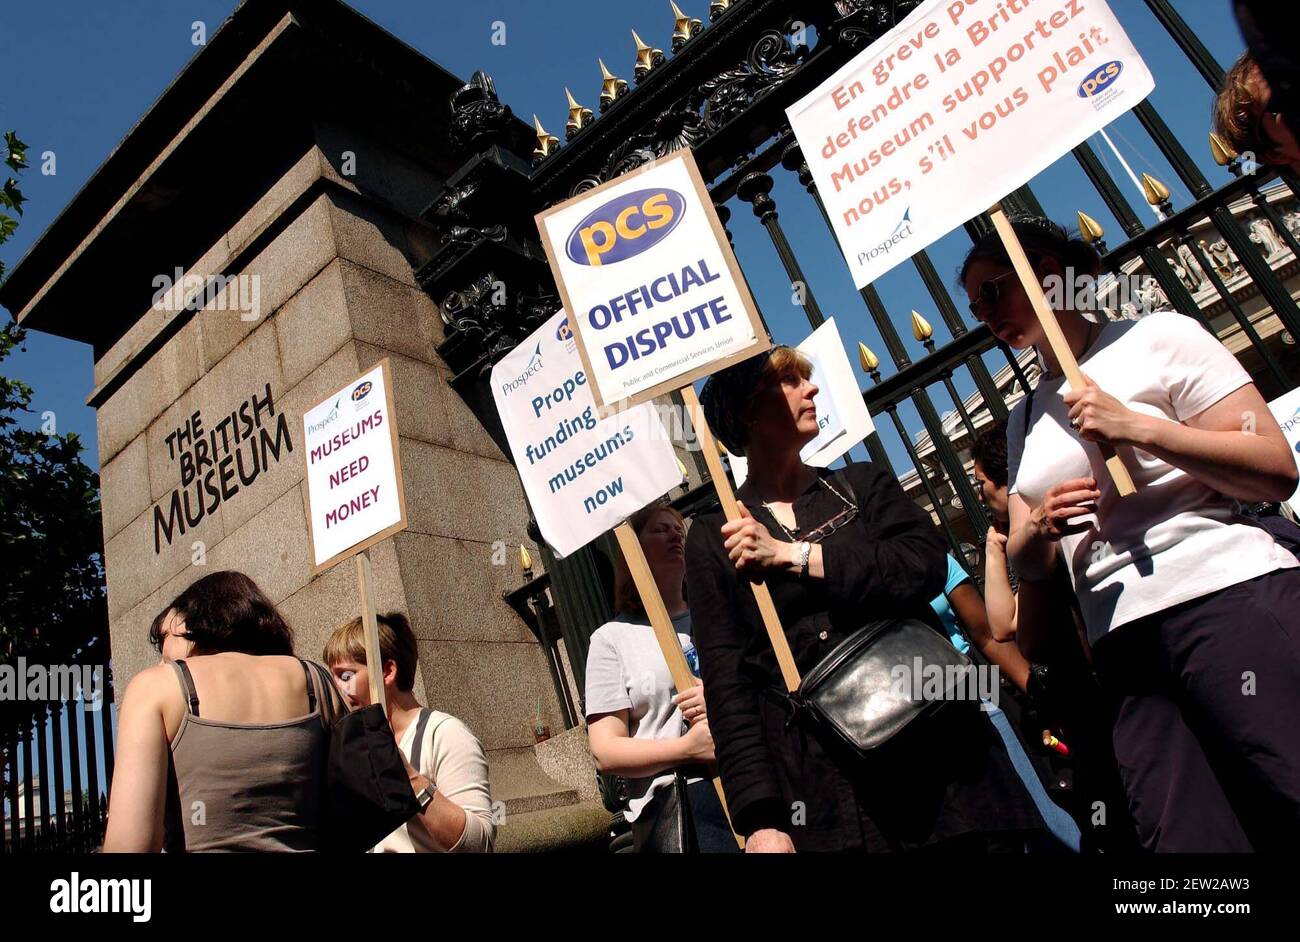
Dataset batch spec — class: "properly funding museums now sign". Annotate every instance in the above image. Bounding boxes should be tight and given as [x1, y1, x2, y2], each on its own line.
[787, 0, 1154, 288]
[492, 309, 682, 557]
[301, 360, 408, 572]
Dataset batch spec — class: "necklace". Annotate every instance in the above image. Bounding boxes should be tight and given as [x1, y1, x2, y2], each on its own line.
[761, 474, 856, 542]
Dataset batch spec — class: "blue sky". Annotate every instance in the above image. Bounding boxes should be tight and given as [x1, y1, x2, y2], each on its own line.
[0, 0, 1252, 475]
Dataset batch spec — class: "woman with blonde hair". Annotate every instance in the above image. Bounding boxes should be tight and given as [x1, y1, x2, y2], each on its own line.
[687, 346, 1043, 853]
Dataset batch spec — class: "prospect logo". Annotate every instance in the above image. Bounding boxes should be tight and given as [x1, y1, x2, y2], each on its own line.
[499, 342, 545, 397]
[857, 207, 915, 267]
[307, 398, 342, 434]
[1078, 60, 1125, 110]
[565, 187, 685, 267]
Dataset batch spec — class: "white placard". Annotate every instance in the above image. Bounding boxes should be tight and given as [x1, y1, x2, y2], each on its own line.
[787, 0, 1154, 288]
[1268, 388, 1300, 507]
[728, 318, 877, 488]
[536, 149, 769, 409]
[302, 360, 406, 572]
[800, 318, 877, 468]
[492, 310, 684, 558]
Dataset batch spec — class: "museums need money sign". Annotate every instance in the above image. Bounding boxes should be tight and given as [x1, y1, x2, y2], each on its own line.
[301, 359, 407, 572]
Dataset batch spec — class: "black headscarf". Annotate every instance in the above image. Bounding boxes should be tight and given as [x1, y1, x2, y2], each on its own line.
[699, 348, 781, 456]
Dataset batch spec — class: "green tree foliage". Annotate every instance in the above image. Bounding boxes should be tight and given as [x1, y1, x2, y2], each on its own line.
[0, 132, 109, 741]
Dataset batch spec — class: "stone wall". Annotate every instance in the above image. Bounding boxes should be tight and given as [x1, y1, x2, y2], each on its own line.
[96, 139, 574, 796]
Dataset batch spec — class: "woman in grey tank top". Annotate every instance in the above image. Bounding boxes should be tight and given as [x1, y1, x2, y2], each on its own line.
[103, 571, 347, 852]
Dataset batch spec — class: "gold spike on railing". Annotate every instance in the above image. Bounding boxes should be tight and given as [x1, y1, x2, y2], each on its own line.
[564, 87, 593, 140]
[858, 342, 879, 373]
[910, 310, 933, 342]
[631, 29, 665, 83]
[1077, 210, 1104, 244]
[532, 115, 559, 163]
[1141, 172, 1171, 206]
[670, 1, 703, 52]
[598, 58, 629, 112]
[1208, 131, 1238, 167]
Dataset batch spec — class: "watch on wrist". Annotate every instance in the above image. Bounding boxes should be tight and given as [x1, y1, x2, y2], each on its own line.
[795, 541, 812, 576]
[415, 783, 437, 812]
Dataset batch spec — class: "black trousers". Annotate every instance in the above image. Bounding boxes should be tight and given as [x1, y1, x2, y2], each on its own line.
[1093, 568, 1300, 851]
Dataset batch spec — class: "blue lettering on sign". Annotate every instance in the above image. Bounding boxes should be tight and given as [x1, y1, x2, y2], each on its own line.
[565, 188, 686, 267]
[1078, 60, 1123, 98]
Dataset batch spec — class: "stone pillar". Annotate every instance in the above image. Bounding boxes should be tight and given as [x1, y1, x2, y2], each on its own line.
[3, 0, 608, 849]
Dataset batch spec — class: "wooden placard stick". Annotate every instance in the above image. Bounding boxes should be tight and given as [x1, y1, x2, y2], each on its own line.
[680, 385, 802, 691]
[355, 549, 387, 712]
[988, 204, 1136, 496]
[612, 522, 743, 849]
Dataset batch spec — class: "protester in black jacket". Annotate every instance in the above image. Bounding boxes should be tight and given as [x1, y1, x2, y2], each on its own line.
[685, 347, 1044, 852]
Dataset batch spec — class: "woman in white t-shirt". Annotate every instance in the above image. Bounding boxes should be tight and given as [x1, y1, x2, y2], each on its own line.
[584, 504, 737, 852]
[325, 612, 496, 853]
[961, 216, 1300, 851]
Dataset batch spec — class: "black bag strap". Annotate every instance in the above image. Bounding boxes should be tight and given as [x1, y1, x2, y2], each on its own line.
[408, 708, 434, 770]
[172, 660, 200, 716]
[296, 658, 317, 714]
[306, 660, 347, 728]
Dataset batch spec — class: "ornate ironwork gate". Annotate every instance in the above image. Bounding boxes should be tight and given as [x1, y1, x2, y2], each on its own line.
[417, 0, 1300, 722]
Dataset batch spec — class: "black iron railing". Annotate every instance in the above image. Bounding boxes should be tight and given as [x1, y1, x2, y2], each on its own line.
[431, 0, 1300, 654]
[2, 657, 115, 854]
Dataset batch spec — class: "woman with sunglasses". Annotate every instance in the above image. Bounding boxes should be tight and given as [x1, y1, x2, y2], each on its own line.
[964, 217, 1300, 851]
[685, 347, 1045, 853]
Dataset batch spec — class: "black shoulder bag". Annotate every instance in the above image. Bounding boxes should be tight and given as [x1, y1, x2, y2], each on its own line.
[766, 471, 973, 759]
[630, 770, 698, 854]
[303, 661, 423, 852]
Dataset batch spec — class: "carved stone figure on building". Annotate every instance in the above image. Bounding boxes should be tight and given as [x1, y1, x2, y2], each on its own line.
[1172, 242, 1206, 293]
[1282, 209, 1300, 242]
[1134, 275, 1169, 315]
[1248, 216, 1285, 259]
[1204, 239, 1239, 279]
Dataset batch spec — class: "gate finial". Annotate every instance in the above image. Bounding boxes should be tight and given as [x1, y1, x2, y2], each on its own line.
[598, 59, 629, 112]
[631, 30, 665, 83]
[564, 88, 593, 139]
[532, 115, 560, 163]
[670, 1, 703, 51]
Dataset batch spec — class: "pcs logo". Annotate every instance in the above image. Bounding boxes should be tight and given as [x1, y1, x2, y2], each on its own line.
[565, 188, 685, 267]
[556, 316, 577, 353]
[350, 380, 373, 403]
[1078, 60, 1123, 98]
